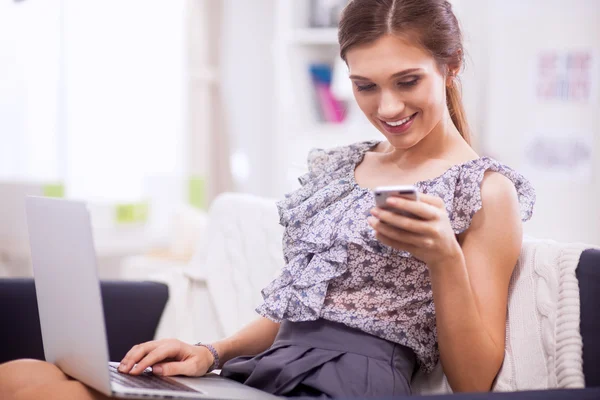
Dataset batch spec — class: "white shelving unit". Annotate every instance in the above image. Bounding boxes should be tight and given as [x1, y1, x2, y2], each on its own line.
[271, 0, 380, 197]
[287, 28, 338, 45]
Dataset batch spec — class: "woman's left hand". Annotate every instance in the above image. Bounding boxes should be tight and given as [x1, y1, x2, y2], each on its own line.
[368, 193, 463, 267]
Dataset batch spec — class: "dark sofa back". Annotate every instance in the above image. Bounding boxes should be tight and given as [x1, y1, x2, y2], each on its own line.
[0, 279, 168, 364]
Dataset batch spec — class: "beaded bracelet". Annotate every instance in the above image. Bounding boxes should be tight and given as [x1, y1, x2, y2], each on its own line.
[194, 342, 220, 373]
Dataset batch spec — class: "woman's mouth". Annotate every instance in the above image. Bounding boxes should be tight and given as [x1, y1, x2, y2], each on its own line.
[380, 112, 418, 135]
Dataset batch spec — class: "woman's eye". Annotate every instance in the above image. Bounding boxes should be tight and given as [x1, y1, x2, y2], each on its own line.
[355, 83, 376, 92]
[398, 78, 419, 88]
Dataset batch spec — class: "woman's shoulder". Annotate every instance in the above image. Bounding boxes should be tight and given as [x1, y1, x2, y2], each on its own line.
[458, 157, 535, 197]
[306, 140, 379, 169]
[299, 140, 380, 185]
[440, 156, 536, 235]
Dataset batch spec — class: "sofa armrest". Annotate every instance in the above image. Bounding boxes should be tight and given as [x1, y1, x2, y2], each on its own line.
[0, 278, 168, 363]
[576, 248, 600, 387]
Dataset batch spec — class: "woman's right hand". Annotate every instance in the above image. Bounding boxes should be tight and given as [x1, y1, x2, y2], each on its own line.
[117, 339, 216, 377]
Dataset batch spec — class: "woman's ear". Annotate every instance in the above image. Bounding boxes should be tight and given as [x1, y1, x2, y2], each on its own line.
[446, 50, 463, 86]
[445, 69, 457, 87]
[445, 62, 461, 87]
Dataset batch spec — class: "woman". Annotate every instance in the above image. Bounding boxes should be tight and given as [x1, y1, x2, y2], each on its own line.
[0, 0, 535, 398]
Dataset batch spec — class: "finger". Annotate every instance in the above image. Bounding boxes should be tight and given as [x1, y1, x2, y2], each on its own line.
[119, 341, 161, 373]
[129, 343, 182, 376]
[152, 359, 201, 377]
[416, 193, 445, 208]
[368, 216, 427, 247]
[384, 196, 440, 220]
[374, 231, 416, 254]
[372, 208, 435, 235]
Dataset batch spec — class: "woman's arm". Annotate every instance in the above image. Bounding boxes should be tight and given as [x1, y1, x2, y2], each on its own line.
[119, 316, 280, 376]
[431, 172, 522, 391]
[368, 172, 522, 392]
[213, 317, 281, 365]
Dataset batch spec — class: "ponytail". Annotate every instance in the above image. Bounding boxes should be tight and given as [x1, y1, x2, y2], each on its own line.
[446, 80, 471, 145]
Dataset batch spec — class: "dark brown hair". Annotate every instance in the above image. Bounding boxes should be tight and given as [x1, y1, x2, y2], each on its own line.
[338, 0, 471, 144]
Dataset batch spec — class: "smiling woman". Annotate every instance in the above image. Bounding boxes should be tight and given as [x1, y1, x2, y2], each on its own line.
[217, 0, 534, 395]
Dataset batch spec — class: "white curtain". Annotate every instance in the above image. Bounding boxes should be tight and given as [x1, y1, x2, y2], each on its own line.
[0, 0, 61, 183]
[187, 0, 233, 205]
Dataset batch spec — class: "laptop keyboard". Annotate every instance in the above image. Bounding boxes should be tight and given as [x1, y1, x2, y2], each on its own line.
[109, 364, 199, 393]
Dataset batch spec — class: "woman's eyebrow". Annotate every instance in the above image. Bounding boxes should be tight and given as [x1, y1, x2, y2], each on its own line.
[349, 68, 424, 81]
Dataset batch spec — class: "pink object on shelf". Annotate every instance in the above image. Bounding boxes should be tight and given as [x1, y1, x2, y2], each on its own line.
[314, 82, 345, 123]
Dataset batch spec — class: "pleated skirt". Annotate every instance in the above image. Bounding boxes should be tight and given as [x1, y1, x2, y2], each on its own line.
[220, 319, 416, 398]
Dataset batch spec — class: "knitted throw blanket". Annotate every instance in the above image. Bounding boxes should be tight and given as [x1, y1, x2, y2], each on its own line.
[412, 238, 589, 394]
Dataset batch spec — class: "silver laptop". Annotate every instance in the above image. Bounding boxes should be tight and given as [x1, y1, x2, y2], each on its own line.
[25, 196, 278, 399]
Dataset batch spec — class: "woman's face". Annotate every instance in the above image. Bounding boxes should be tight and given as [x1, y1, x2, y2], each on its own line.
[346, 34, 450, 149]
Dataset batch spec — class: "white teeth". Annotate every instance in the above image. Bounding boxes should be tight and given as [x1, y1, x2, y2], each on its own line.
[385, 114, 413, 127]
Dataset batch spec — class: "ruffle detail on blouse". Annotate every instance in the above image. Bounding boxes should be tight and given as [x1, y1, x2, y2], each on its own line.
[448, 157, 536, 234]
[256, 247, 349, 321]
[258, 141, 381, 321]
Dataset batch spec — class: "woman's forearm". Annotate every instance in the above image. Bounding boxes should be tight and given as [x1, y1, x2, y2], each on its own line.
[429, 254, 504, 392]
[212, 317, 280, 365]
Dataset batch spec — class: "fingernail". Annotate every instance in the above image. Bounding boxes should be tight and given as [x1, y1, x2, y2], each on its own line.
[367, 216, 376, 225]
[153, 366, 163, 375]
[370, 208, 380, 217]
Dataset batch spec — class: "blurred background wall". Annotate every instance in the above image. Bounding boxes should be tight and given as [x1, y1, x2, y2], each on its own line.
[0, 0, 598, 278]
[458, 0, 600, 244]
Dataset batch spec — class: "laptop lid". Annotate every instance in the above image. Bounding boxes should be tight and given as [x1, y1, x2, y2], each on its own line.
[25, 196, 113, 397]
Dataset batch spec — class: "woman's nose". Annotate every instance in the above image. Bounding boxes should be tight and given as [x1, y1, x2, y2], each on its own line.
[377, 91, 405, 119]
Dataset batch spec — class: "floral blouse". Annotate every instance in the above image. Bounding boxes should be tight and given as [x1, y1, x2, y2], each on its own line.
[256, 140, 536, 372]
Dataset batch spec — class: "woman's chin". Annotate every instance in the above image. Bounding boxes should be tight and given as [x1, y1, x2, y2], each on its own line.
[379, 132, 421, 149]
[371, 122, 420, 148]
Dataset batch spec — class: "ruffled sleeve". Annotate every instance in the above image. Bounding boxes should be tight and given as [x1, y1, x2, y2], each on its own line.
[297, 147, 346, 186]
[450, 157, 536, 234]
[278, 141, 378, 228]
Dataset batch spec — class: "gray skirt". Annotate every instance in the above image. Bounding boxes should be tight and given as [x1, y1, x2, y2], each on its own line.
[220, 319, 416, 398]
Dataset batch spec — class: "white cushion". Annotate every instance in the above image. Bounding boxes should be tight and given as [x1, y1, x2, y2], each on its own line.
[187, 193, 285, 337]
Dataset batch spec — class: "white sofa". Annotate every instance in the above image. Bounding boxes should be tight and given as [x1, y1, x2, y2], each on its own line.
[136, 192, 592, 394]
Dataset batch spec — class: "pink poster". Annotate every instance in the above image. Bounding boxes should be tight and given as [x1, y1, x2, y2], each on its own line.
[535, 51, 597, 103]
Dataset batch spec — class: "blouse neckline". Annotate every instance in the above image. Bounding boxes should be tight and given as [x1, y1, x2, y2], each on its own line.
[349, 140, 488, 191]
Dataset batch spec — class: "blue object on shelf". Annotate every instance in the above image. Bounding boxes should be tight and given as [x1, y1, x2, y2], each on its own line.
[310, 64, 333, 84]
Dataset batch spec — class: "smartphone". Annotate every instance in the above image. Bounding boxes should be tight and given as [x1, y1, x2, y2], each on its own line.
[373, 185, 420, 218]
